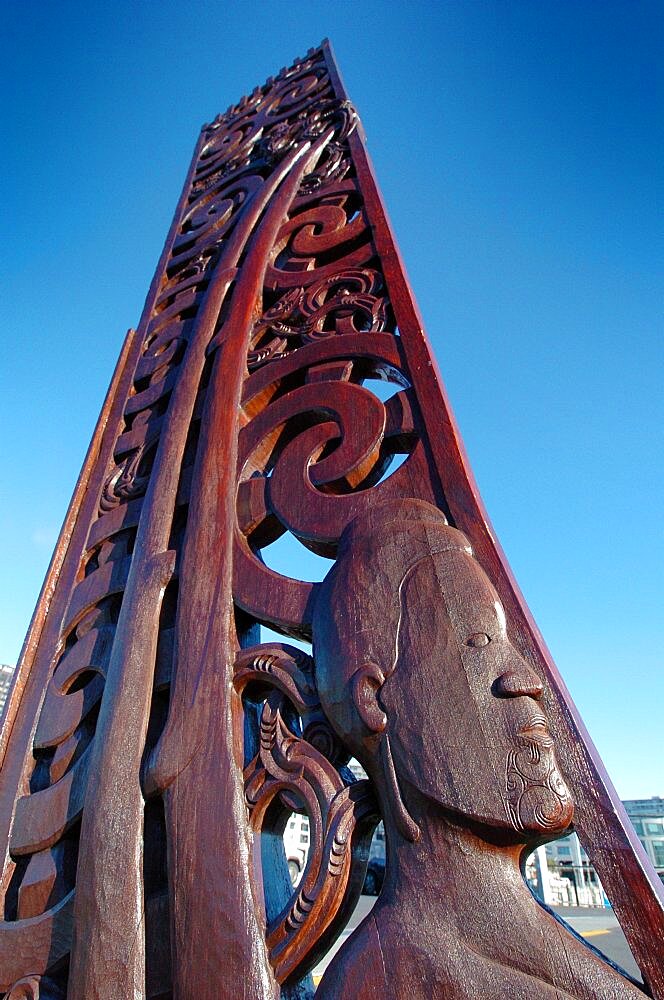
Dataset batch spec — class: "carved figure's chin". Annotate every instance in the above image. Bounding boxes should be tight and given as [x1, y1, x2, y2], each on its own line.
[505, 742, 574, 835]
[511, 779, 574, 834]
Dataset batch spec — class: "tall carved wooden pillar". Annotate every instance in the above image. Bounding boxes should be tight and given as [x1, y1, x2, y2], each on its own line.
[0, 40, 661, 1000]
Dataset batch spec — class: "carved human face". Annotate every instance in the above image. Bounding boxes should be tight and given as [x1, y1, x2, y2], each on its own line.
[377, 549, 573, 837]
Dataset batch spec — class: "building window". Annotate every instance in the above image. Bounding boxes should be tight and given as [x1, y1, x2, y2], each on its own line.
[300, 833, 308, 845]
[646, 821, 663, 835]
[652, 841, 664, 867]
[631, 820, 644, 836]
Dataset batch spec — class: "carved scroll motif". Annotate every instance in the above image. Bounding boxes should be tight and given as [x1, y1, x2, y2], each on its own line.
[233, 118, 438, 638]
[248, 268, 388, 371]
[505, 734, 575, 834]
[235, 644, 378, 985]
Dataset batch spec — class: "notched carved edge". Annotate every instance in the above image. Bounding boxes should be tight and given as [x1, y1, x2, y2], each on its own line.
[234, 643, 379, 984]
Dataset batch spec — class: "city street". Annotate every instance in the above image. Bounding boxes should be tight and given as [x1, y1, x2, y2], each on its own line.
[312, 897, 642, 988]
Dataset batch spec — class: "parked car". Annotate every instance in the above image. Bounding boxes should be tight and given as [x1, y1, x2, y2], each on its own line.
[287, 851, 305, 886]
[362, 859, 385, 896]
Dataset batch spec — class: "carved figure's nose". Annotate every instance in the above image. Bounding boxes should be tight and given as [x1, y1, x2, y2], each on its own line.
[494, 659, 544, 700]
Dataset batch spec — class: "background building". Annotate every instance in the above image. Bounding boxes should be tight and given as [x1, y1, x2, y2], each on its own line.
[0, 664, 14, 716]
[526, 833, 607, 908]
[623, 797, 664, 877]
[283, 813, 310, 884]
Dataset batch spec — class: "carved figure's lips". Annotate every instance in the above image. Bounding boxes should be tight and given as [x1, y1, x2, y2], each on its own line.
[518, 716, 554, 747]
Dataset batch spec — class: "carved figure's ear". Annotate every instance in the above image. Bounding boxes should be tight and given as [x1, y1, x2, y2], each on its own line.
[351, 662, 387, 735]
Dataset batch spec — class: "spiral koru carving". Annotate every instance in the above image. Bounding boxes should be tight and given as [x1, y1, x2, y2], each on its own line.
[99, 439, 156, 513]
[248, 268, 389, 370]
[234, 331, 429, 635]
[505, 735, 573, 834]
[235, 643, 378, 984]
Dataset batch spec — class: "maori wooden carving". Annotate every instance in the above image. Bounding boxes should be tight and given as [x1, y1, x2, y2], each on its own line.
[1, 40, 662, 1000]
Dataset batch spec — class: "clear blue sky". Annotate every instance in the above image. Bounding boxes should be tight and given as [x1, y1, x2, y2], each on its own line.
[2, 1, 662, 800]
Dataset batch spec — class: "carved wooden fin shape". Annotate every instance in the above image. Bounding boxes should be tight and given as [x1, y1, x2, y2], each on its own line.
[0, 38, 661, 1000]
[235, 643, 378, 985]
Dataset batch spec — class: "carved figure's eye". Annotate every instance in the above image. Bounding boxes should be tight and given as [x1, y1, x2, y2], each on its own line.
[466, 632, 490, 648]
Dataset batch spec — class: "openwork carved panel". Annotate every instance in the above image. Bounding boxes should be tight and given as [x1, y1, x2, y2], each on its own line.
[0, 40, 661, 1000]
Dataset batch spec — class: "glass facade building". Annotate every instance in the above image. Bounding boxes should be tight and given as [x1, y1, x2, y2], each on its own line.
[0, 664, 15, 716]
[623, 797, 664, 877]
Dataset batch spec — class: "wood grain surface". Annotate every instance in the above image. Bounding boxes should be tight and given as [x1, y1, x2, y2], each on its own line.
[0, 39, 660, 1000]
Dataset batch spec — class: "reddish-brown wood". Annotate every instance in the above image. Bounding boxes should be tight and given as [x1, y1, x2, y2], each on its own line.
[0, 39, 661, 1000]
[313, 499, 644, 998]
